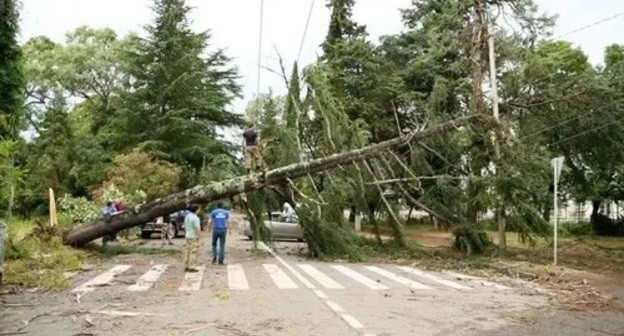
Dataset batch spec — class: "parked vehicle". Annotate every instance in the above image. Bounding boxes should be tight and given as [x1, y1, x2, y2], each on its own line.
[140, 211, 188, 239]
[242, 211, 304, 241]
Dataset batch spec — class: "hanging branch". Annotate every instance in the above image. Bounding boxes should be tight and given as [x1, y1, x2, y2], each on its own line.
[352, 160, 381, 244]
[377, 155, 452, 224]
[361, 159, 406, 247]
[287, 178, 326, 205]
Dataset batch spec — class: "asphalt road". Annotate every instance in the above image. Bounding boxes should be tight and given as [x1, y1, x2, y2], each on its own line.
[1, 233, 623, 336]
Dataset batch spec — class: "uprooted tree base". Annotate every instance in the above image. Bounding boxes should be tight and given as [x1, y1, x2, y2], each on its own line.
[63, 115, 493, 248]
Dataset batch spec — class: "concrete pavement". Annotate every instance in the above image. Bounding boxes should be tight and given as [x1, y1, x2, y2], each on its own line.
[1, 233, 622, 336]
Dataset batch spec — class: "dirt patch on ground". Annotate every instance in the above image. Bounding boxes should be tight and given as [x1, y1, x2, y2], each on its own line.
[362, 226, 624, 313]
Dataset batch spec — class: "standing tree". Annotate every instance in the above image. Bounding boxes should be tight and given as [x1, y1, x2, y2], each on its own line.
[114, 0, 242, 170]
[0, 0, 23, 139]
[0, 0, 25, 220]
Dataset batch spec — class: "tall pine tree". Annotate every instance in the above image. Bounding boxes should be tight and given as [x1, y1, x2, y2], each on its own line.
[0, 0, 24, 139]
[115, 0, 242, 169]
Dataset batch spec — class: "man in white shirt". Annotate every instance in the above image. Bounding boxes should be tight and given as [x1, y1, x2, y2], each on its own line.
[282, 202, 296, 222]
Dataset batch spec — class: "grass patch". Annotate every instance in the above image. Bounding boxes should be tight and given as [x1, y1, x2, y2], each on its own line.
[5, 217, 35, 240]
[4, 236, 84, 290]
[214, 291, 231, 301]
[82, 243, 181, 258]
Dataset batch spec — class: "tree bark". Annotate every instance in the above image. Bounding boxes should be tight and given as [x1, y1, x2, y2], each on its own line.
[63, 116, 480, 246]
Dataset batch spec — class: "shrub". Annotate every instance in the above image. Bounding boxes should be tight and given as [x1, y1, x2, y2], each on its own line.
[58, 194, 101, 225]
[591, 213, 624, 237]
[562, 221, 593, 236]
[453, 224, 492, 255]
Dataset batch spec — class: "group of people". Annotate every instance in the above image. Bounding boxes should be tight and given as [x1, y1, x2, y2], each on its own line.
[102, 198, 126, 243]
[182, 203, 233, 273]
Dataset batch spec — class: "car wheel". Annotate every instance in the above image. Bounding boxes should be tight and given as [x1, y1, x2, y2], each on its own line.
[141, 231, 151, 239]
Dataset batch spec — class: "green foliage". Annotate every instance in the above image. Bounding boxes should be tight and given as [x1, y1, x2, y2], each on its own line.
[90, 151, 181, 202]
[453, 225, 492, 255]
[591, 214, 624, 237]
[0, 0, 24, 139]
[0, 140, 23, 220]
[558, 221, 593, 237]
[57, 194, 101, 225]
[4, 236, 84, 290]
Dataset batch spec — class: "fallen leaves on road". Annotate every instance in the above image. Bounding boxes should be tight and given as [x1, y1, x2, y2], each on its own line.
[486, 261, 623, 312]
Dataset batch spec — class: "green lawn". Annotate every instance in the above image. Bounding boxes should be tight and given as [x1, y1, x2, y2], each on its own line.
[5, 217, 35, 240]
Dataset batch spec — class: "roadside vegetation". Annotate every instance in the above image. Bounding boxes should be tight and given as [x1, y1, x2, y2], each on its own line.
[1, 0, 624, 311]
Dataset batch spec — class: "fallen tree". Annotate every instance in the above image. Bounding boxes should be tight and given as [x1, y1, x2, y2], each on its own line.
[63, 116, 484, 246]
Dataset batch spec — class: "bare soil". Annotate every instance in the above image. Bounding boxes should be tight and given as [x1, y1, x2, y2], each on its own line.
[363, 226, 624, 313]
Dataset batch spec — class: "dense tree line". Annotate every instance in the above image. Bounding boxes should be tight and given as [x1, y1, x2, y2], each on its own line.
[1, 0, 623, 256]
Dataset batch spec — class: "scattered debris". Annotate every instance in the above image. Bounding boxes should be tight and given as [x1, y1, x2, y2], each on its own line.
[78, 310, 169, 317]
[184, 324, 210, 335]
[83, 314, 94, 327]
[589, 327, 624, 336]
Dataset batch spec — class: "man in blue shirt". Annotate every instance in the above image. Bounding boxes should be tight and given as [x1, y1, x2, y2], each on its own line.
[208, 202, 231, 265]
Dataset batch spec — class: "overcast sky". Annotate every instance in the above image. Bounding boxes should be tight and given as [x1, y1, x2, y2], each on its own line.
[18, 0, 624, 114]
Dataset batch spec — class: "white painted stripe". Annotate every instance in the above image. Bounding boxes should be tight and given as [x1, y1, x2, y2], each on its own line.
[178, 265, 205, 291]
[325, 300, 345, 313]
[331, 265, 388, 290]
[365, 266, 431, 290]
[297, 264, 344, 289]
[128, 264, 168, 292]
[313, 289, 329, 299]
[398, 266, 471, 291]
[444, 271, 510, 290]
[227, 264, 249, 290]
[263, 264, 298, 289]
[258, 242, 316, 289]
[341, 314, 364, 329]
[72, 265, 132, 293]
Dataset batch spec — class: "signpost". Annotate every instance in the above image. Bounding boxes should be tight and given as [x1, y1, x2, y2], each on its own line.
[551, 157, 564, 265]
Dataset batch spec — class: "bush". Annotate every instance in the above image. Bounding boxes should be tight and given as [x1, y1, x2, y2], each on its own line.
[453, 225, 492, 255]
[58, 194, 101, 225]
[591, 214, 624, 237]
[561, 221, 593, 237]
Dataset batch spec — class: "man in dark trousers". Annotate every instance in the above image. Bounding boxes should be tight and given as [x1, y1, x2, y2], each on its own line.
[242, 122, 261, 173]
[207, 203, 231, 265]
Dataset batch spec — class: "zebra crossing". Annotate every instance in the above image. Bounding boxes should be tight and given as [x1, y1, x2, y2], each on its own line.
[71, 262, 510, 294]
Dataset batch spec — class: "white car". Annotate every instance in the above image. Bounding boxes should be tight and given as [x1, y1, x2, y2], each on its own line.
[242, 211, 304, 241]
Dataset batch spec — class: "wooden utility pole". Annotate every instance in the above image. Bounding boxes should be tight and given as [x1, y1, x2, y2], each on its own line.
[486, 9, 507, 252]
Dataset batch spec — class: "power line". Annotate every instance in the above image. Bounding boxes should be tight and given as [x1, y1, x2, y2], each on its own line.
[256, 0, 265, 101]
[517, 99, 623, 141]
[553, 11, 624, 40]
[297, 0, 316, 64]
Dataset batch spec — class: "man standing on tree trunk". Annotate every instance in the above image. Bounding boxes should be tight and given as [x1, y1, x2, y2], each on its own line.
[208, 203, 231, 265]
[183, 204, 201, 272]
[243, 122, 261, 173]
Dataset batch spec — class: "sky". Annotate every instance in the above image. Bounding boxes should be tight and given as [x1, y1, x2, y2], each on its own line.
[18, 0, 624, 115]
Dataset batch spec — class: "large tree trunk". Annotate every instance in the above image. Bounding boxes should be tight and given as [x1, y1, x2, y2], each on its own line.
[63, 116, 480, 246]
